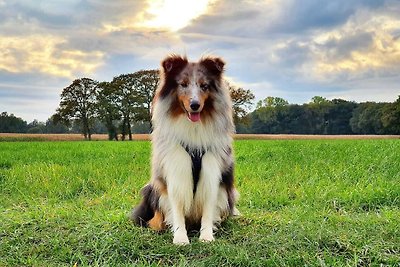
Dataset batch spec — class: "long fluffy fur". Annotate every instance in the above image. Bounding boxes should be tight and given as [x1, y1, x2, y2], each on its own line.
[131, 54, 239, 244]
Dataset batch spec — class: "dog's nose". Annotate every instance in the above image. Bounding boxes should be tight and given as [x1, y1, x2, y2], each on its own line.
[190, 101, 200, 111]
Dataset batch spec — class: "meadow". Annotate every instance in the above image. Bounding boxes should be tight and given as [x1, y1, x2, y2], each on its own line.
[0, 139, 399, 266]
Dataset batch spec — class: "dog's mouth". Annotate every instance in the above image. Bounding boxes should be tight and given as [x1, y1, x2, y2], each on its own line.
[187, 112, 201, 122]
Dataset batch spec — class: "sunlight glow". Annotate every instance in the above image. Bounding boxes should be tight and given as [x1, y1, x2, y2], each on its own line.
[140, 0, 212, 31]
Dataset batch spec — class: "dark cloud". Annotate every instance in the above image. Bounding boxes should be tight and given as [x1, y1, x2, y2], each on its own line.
[317, 31, 374, 61]
[182, 0, 388, 38]
[271, 0, 386, 33]
[0, 0, 149, 44]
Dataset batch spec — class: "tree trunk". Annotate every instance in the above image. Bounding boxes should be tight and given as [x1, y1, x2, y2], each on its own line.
[82, 118, 88, 140]
[82, 116, 91, 141]
[127, 115, 133, 140]
[121, 116, 127, 141]
[106, 118, 117, 141]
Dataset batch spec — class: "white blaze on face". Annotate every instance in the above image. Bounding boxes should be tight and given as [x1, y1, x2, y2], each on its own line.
[186, 80, 202, 123]
[188, 77, 201, 104]
[179, 65, 206, 123]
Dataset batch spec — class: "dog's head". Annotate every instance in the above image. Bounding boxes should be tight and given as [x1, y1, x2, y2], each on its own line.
[157, 54, 225, 122]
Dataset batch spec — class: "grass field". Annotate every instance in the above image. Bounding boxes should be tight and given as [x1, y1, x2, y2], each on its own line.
[0, 140, 399, 266]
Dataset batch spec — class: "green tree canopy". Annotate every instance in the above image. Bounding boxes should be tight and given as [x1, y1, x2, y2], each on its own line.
[96, 81, 121, 140]
[382, 95, 400, 134]
[257, 96, 289, 109]
[131, 70, 159, 124]
[228, 82, 255, 124]
[56, 78, 98, 140]
[0, 112, 27, 133]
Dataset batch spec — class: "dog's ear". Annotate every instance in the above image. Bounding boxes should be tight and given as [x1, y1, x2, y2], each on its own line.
[200, 56, 225, 76]
[161, 54, 188, 74]
[158, 55, 188, 98]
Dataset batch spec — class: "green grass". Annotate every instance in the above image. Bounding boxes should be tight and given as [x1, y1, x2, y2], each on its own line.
[0, 140, 399, 266]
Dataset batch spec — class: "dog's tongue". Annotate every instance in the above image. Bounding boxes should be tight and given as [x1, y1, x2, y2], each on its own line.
[188, 112, 201, 122]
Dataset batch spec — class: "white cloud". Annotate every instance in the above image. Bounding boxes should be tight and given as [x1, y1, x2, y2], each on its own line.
[307, 10, 400, 82]
[0, 35, 105, 78]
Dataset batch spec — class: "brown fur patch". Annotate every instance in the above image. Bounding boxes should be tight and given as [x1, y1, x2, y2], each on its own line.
[169, 92, 186, 118]
[158, 55, 188, 98]
[200, 95, 215, 122]
[199, 56, 225, 77]
[148, 211, 166, 231]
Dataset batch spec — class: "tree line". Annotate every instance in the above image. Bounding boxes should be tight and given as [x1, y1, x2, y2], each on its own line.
[236, 96, 400, 135]
[0, 69, 254, 139]
[1, 69, 399, 136]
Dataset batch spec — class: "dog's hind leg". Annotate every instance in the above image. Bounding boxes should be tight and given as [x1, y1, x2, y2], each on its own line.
[148, 210, 166, 231]
[130, 184, 159, 227]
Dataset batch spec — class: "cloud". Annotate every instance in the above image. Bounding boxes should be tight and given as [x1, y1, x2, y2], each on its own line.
[178, 0, 400, 83]
[1, 0, 400, 122]
[0, 35, 104, 78]
[181, 0, 387, 38]
[308, 10, 400, 82]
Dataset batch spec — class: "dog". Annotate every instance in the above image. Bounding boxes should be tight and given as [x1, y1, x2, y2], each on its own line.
[131, 54, 239, 245]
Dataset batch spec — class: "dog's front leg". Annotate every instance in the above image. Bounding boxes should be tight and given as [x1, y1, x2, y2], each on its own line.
[164, 146, 193, 245]
[170, 200, 189, 245]
[198, 153, 221, 242]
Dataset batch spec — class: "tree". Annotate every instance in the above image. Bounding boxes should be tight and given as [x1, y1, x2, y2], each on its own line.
[96, 81, 121, 140]
[381, 96, 400, 134]
[228, 83, 255, 125]
[251, 96, 289, 133]
[0, 112, 27, 133]
[111, 74, 144, 140]
[310, 96, 330, 105]
[257, 96, 288, 108]
[27, 120, 46, 133]
[325, 99, 357, 134]
[45, 114, 69, 133]
[283, 104, 312, 134]
[130, 70, 159, 126]
[250, 96, 357, 134]
[56, 78, 98, 140]
[350, 102, 386, 134]
[306, 96, 333, 134]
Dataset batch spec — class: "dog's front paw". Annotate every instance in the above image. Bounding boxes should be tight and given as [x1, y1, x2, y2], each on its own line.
[199, 229, 215, 242]
[173, 231, 189, 245]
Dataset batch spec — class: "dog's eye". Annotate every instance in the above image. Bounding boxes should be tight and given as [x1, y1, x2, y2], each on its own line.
[200, 83, 209, 91]
[180, 82, 188, 88]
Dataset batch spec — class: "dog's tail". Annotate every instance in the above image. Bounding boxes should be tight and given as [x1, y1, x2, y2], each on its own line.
[130, 184, 159, 227]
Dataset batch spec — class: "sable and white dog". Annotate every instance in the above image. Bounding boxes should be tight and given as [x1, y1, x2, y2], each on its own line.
[131, 54, 239, 245]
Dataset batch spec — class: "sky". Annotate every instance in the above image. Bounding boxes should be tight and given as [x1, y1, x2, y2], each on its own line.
[1, 0, 400, 122]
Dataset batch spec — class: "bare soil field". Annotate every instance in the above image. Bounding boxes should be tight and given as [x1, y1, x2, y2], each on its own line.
[0, 133, 150, 141]
[0, 133, 399, 141]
